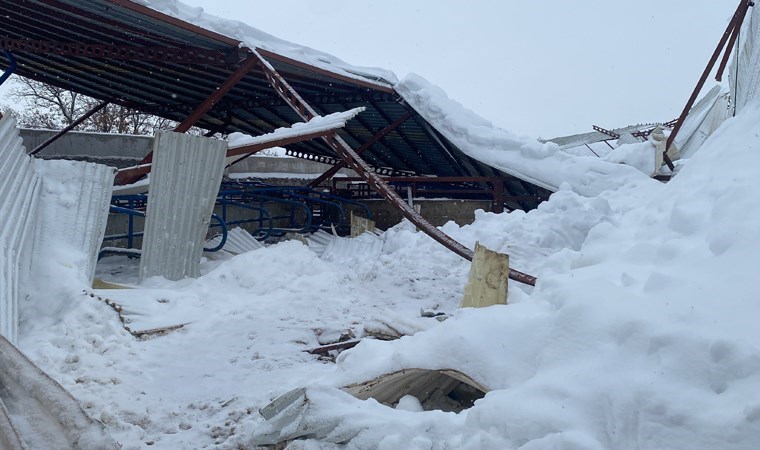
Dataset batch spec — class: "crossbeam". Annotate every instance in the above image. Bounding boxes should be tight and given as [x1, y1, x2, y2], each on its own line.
[0, 38, 235, 65]
[253, 49, 536, 286]
[29, 99, 111, 156]
[114, 54, 259, 185]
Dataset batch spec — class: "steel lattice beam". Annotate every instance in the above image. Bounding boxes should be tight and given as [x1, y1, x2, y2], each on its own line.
[0, 38, 236, 65]
[308, 111, 412, 187]
[252, 49, 536, 286]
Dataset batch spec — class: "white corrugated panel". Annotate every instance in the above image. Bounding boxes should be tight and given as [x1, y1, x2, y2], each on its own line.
[730, 5, 760, 114]
[139, 131, 227, 282]
[0, 115, 41, 344]
[205, 227, 264, 255]
[674, 85, 730, 159]
[29, 159, 115, 284]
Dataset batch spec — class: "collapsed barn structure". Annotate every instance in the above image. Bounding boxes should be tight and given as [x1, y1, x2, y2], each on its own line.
[0, 0, 754, 447]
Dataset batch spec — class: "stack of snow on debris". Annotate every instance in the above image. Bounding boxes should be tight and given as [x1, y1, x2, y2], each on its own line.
[252, 88, 760, 449]
[249, 13, 760, 450]
[0, 114, 114, 345]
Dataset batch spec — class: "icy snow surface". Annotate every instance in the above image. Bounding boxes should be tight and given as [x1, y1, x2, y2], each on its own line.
[14, 100, 760, 448]
[15, 100, 760, 449]
[396, 73, 655, 196]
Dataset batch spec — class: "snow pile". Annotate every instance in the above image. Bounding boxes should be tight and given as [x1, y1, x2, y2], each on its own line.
[396, 73, 654, 195]
[131, 0, 397, 87]
[253, 104, 760, 448]
[13, 100, 760, 447]
[227, 107, 365, 150]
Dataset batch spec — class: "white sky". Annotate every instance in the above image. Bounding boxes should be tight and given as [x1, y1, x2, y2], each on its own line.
[0, 1, 737, 139]
[178, 0, 735, 139]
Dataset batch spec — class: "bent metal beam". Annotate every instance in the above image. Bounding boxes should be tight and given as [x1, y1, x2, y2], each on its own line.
[252, 49, 537, 286]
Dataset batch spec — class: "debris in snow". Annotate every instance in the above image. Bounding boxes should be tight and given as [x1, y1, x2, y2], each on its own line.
[0, 335, 119, 449]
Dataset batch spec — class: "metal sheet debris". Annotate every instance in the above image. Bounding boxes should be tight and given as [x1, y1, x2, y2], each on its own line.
[138, 131, 227, 282]
[0, 115, 40, 344]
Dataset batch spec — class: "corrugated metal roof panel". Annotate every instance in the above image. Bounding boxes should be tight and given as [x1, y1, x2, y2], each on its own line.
[0, 115, 41, 344]
[30, 159, 115, 284]
[138, 131, 227, 282]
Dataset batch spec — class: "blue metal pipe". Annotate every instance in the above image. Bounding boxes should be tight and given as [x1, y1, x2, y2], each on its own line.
[0, 50, 17, 87]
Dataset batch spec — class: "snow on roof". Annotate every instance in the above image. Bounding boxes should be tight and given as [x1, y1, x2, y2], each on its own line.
[131, 0, 398, 87]
[227, 107, 366, 149]
[395, 73, 654, 196]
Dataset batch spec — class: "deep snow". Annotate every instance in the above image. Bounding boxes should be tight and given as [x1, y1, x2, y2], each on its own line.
[13, 101, 760, 448]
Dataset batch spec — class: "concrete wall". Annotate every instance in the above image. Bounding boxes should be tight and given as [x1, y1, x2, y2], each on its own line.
[19, 128, 152, 160]
[19, 128, 355, 176]
[229, 156, 356, 177]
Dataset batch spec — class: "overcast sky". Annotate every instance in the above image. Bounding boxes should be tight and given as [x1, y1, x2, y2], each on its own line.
[177, 0, 735, 139]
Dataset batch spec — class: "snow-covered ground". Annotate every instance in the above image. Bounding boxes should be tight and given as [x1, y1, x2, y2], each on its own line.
[11, 99, 760, 448]
[5, 1, 759, 448]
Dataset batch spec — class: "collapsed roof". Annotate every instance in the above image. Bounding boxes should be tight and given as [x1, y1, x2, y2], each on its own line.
[0, 0, 555, 211]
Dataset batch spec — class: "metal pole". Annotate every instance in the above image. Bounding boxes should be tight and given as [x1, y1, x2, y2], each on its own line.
[0, 50, 17, 87]
[253, 49, 537, 286]
[29, 99, 111, 156]
[308, 111, 412, 188]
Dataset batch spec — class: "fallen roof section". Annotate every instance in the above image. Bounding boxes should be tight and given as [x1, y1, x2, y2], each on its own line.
[0, 0, 551, 210]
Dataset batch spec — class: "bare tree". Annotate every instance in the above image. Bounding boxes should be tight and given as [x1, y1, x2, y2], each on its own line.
[4, 77, 178, 135]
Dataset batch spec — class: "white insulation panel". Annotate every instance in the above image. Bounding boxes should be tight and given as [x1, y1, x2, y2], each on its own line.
[205, 227, 264, 256]
[674, 85, 730, 159]
[139, 131, 227, 282]
[0, 115, 41, 344]
[29, 159, 115, 284]
[730, 4, 760, 115]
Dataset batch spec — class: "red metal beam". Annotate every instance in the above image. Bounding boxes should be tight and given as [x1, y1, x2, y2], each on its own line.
[592, 125, 620, 139]
[253, 49, 536, 286]
[0, 39, 234, 65]
[29, 99, 111, 156]
[174, 55, 259, 133]
[308, 111, 412, 188]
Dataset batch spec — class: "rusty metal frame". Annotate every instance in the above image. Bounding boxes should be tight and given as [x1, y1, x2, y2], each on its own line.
[105, 0, 395, 93]
[331, 176, 543, 213]
[114, 54, 259, 185]
[308, 111, 412, 187]
[592, 125, 620, 139]
[0, 38, 235, 65]
[253, 49, 536, 286]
